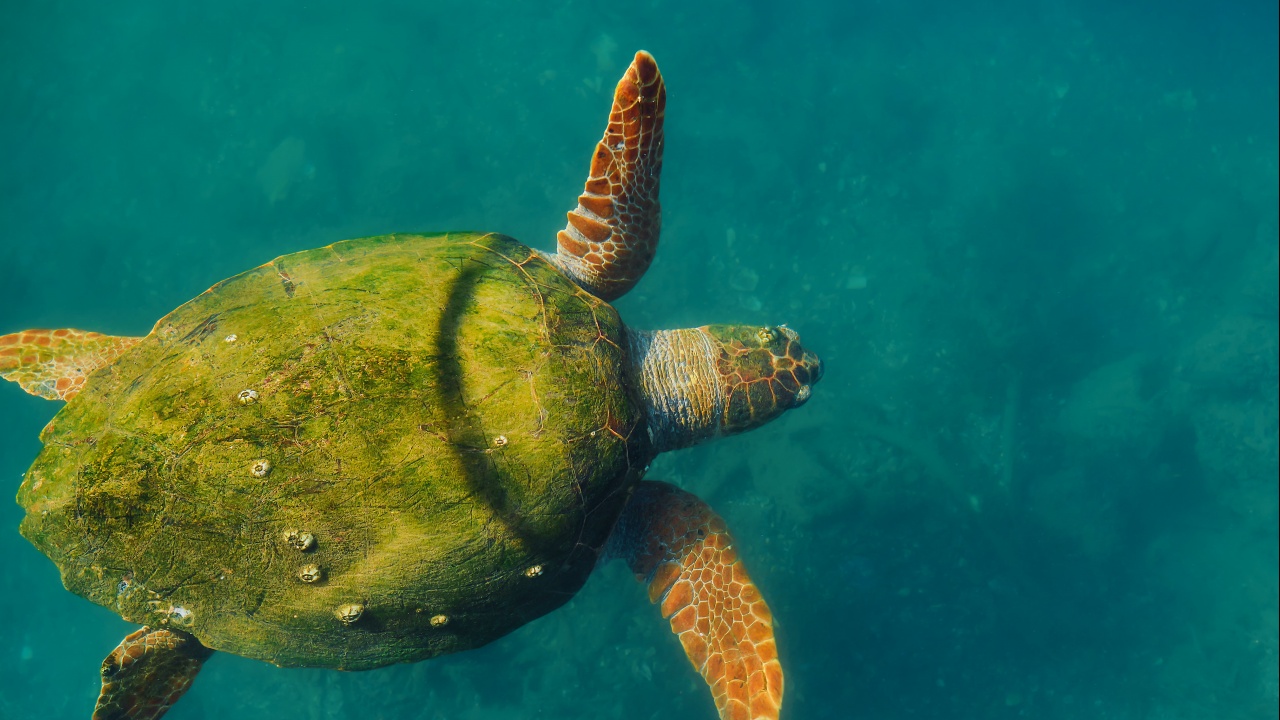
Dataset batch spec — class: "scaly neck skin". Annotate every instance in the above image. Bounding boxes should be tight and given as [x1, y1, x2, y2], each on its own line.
[624, 328, 724, 453]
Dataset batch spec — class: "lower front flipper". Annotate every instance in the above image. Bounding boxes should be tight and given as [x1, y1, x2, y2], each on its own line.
[608, 480, 783, 720]
[94, 626, 214, 720]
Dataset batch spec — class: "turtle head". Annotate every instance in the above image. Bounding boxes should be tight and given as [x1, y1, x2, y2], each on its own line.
[703, 324, 823, 435]
[625, 324, 822, 452]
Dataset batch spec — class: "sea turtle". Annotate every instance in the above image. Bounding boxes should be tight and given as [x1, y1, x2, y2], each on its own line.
[1, 51, 821, 720]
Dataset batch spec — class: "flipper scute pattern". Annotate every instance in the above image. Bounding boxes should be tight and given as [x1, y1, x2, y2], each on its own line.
[0, 328, 141, 400]
[94, 627, 213, 720]
[609, 481, 783, 720]
[551, 50, 665, 301]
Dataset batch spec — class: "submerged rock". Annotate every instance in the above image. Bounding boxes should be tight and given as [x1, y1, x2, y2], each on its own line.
[1058, 354, 1169, 459]
[1176, 314, 1278, 397]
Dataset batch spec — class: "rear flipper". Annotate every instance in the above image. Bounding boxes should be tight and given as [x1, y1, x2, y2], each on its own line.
[94, 627, 213, 720]
[0, 328, 141, 400]
[608, 481, 783, 720]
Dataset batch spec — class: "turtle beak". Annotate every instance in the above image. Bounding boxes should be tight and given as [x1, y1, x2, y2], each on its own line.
[778, 325, 823, 389]
[800, 345, 823, 387]
[791, 339, 822, 409]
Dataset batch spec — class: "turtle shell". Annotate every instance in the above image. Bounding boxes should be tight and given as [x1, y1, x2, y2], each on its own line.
[16, 232, 650, 670]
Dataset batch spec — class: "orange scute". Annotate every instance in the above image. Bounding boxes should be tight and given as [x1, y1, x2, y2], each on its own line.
[577, 194, 614, 218]
[725, 700, 750, 720]
[679, 631, 710, 671]
[566, 211, 611, 242]
[648, 562, 680, 603]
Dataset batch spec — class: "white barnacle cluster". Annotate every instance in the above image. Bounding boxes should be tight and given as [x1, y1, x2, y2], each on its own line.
[237, 388, 260, 404]
[250, 458, 273, 477]
[145, 593, 195, 628]
[168, 605, 194, 627]
[283, 529, 316, 551]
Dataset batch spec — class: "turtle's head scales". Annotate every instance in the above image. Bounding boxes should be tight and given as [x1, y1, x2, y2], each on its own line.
[772, 325, 823, 388]
[707, 322, 823, 419]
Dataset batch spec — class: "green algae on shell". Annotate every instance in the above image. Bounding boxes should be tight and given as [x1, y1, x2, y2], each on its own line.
[16, 232, 649, 670]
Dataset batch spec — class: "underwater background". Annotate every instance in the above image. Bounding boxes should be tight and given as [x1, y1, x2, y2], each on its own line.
[1, 1, 1276, 718]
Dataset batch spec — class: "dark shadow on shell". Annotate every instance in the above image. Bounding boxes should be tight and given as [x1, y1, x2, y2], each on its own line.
[431, 251, 560, 560]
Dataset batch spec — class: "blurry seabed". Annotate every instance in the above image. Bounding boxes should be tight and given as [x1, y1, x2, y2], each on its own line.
[2, 1, 1277, 719]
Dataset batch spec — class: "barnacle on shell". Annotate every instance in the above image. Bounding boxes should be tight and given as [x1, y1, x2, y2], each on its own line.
[297, 564, 323, 583]
[335, 603, 365, 624]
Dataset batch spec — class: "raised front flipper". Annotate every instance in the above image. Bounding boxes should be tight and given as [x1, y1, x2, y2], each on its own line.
[546, 50, 665, 301]
[0, 328, 141, 400]
[94, 627, 213, 720]
[608, 481, 783, 720]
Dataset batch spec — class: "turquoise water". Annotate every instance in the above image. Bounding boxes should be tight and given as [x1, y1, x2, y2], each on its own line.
[1, 2, 1276, 718]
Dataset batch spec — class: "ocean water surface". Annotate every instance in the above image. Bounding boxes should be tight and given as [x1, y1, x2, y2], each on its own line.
[2, 2, 1276, 719]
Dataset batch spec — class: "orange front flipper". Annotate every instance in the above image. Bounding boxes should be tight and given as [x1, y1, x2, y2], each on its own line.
[549, 50, 665, 301]
[609, 481, 783, 720]
[94, 627, 213, 720]
[0, 328, 141, 400]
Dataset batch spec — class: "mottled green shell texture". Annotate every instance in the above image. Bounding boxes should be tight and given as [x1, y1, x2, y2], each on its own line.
[16, 233, 649, 670]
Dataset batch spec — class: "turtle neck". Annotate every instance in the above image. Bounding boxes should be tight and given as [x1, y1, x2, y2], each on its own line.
[623, 327, 724, 453]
